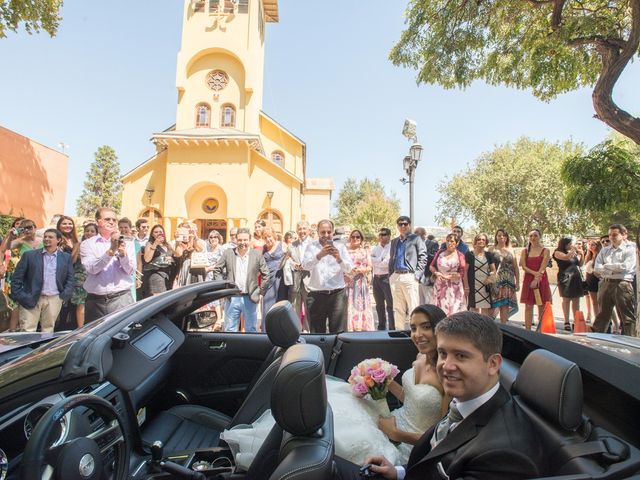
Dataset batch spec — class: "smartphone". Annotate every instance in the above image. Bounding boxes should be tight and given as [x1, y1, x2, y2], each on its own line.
[119, 235, 125, 244]
[176, 227, 189, 243]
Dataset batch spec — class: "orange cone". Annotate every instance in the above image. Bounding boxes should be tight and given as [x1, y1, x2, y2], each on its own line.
[573, 311, 587, 333]
[539, 302, 556, 334]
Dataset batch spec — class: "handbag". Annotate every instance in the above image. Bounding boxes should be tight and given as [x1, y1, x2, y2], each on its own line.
[190, 251, 209, 269]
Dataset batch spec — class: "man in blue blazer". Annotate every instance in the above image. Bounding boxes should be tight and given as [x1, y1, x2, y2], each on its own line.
[11, 229, 75, 332]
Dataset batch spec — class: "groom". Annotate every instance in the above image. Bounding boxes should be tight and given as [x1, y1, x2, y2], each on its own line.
[335, 311, 544, 479]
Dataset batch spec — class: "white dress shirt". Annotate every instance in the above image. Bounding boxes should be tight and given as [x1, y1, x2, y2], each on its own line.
[302, 241, 353, 291]
[234, 252, 250, 293]
[395, 382, 501, 480]
[594, 240, 637, 282]
[371, 243, 391, 276]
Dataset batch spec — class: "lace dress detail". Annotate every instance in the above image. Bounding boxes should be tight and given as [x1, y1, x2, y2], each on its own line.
[392, 369, 443, 462]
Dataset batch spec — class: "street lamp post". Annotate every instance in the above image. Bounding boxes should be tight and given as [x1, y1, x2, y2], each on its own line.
[400, 120, 423, 223]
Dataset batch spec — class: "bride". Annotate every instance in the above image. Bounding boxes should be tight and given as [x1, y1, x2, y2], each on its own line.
[221, 304, 448, 468]
[327, 304, 448, 465]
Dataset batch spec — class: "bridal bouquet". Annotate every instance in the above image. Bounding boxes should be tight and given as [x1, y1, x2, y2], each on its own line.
[348, 358, 399, 401]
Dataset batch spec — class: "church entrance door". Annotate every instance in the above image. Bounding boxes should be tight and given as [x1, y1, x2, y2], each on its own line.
[200, 219, 227, 242]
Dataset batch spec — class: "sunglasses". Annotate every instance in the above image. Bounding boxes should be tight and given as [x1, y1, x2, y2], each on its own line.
[22, 225, 35, 230]
[601, 239, 611, 244]
[397, 222, 409, 227]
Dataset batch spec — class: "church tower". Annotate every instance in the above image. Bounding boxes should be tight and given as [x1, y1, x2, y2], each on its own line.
[175, 0, 278, 133]
[121, 1, 333, 239]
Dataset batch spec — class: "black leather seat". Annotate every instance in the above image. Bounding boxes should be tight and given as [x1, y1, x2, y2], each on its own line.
[513, 349, 640, 478]
[246, 343, 334, 480]
[141, 300, 302, 452]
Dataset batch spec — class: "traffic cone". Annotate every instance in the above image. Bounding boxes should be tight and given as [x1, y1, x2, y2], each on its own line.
[539, 302, 556, 334]
[573, 311, 587, 333]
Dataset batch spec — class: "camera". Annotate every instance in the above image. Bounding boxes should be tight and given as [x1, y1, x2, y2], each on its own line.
[12, 227, 23, 236]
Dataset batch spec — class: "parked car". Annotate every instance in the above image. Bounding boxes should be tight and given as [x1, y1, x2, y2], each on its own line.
[0, 280, 639, 479]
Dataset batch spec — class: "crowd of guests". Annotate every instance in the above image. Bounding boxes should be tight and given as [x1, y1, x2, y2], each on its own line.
[0, 210, 637, 337]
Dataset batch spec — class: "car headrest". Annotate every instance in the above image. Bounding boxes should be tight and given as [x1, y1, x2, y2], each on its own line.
[513, 349, 583, 431]
[265, 301, 301, 348]
[271, 343, 326, 436]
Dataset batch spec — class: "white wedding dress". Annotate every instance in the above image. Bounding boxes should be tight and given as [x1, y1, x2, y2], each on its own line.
[220, 368, 443, 470]
[327, 368, 443, 465]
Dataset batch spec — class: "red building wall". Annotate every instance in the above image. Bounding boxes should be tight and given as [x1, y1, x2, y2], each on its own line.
[0, 126, 68, 228]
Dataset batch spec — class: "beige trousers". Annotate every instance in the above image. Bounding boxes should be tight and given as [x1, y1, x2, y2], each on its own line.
[390, 272, 420, 329]
[19, 295, 63, 333]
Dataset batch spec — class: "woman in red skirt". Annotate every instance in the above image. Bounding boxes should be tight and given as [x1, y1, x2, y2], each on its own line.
[519, 229, 552, 330]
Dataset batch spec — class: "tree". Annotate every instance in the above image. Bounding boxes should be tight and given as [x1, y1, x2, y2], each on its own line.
[436, 137, 595, 245]
[562, 133, 640, 229]
[76, 146, 123, 217]
[390, 1, 640, 144]
[0, 0, 63, 38]
[334, 178, 401, 239]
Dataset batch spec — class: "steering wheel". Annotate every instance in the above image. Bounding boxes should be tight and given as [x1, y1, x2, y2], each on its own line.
[21, 394, 130, 480]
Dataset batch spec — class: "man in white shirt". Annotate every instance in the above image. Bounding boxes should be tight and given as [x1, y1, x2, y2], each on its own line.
[302, 219, 353, 333]
[288, 221, 313, 330]
[371, 228, 395, 330]
[593, 223, 637, 336]
[334, 312, 543, 480]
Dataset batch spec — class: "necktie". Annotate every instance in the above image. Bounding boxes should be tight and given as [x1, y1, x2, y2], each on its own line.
[431, 401, 464, 448]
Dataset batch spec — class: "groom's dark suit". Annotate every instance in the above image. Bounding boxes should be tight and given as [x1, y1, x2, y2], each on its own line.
[405, 385, 544, 480]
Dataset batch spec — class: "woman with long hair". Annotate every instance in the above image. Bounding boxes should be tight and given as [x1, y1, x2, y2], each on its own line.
[203, 230, 224, 324]
[464, 233, 497, 316]
[143, 225, 177, 297]
[490, 229, 520, 324]
[553, 237, 584, 331]
[345, 229, 374, 331]
[251, 220, 267, 251]
[583, 239, 602, 324]
[57, 216, 87, 327]
[519, 229, 552, 330]
[430, 233, 466, 315]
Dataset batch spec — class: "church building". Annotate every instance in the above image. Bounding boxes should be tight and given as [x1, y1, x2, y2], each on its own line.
[121, 0, 333, 240]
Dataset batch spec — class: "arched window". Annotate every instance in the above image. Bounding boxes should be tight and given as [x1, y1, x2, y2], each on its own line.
[220, 104, 236, 127]
[271, 150, 285, 167]
[259, 210, 283, 235]
[195, 103, 211, 128]
[139, 208, 163, 225]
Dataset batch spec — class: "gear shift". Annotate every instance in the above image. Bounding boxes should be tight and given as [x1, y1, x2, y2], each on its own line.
[149, 440, 206, 480]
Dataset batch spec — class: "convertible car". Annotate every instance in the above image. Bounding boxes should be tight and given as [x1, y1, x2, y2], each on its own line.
[0, 281, 639, 479]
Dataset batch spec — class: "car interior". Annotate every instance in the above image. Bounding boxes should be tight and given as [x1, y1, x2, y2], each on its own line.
[1, 282, 640, 479]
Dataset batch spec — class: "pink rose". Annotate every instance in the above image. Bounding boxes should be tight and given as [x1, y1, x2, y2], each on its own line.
[352, 382, 368, 397]
[371, 368, 387, 384]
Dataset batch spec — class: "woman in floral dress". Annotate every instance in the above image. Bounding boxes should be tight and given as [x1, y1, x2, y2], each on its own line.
[490, 229, 520, 324]
[345, 229, 374, 331]
[429, 234, 466, 315]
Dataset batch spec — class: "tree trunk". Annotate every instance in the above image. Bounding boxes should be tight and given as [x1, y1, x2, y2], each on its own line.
[591, 0, 640, 145]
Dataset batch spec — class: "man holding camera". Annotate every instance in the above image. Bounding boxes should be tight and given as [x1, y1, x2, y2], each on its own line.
[302, 219, 353, 333]
[81, 207, 136, 323]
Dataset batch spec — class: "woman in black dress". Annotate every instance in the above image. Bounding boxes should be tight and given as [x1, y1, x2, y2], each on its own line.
[142, 225, 177, 297]
[583, 239, 602, 324]
[553, 237, 584, 331]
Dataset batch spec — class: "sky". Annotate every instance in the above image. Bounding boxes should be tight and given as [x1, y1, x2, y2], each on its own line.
[1, 0, 638, 227]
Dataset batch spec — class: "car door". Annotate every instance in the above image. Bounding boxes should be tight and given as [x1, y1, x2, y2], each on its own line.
[167, 324, 274, 417]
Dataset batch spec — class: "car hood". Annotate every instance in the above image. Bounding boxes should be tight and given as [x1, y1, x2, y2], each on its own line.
[0, 331, 67, 354]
